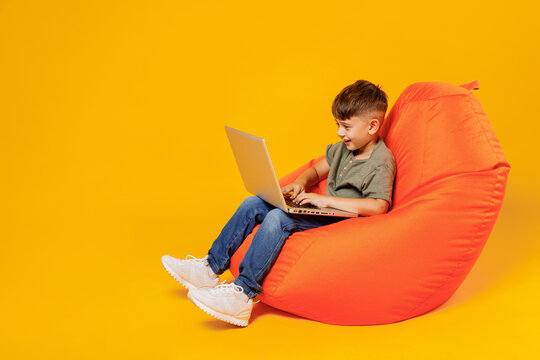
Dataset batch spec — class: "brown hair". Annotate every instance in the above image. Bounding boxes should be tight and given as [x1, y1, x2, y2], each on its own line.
[331, 80, 388, 121]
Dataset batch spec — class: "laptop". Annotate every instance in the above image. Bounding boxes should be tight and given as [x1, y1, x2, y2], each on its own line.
[225, 126, 358, 218]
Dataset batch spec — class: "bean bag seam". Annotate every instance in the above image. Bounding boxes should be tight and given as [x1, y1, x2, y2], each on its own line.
[417, 166, 509, 195]
[400, 166, 503, 319]
[394, 166, 510, 213]
[465, 92, 509, 168]
[419, 102, 429, 185]
[402, 92, 468, 105]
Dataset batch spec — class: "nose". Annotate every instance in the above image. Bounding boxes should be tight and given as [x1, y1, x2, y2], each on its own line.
[337, 126, 346, 138]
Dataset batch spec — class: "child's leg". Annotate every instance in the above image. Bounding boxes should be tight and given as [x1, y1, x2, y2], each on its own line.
[206, 196, 275, 276]
[233, 209, 345, 299]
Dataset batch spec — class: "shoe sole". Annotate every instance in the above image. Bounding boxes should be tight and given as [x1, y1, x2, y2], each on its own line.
[161, 258, 195, 291]
[187, 291, 249, 327]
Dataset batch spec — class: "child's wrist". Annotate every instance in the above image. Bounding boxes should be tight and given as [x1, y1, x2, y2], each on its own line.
[324, 195, 335, 208]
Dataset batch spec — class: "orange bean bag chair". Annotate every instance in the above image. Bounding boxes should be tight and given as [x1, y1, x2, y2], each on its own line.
[229, 80, 510, 325]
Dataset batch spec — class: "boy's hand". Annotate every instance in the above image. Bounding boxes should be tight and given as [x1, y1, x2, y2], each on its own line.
[281, 182, 305, 200]
[293, 192, 331, 209]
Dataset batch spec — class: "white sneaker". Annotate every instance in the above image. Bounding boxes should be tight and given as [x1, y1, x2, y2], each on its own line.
[187, 283, 259, 327]
[161, 254, 220, 290]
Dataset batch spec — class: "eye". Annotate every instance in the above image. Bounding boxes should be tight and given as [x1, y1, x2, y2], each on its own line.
[335, 122, 350, 130]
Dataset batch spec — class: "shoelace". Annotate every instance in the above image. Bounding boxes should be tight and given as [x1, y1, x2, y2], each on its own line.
[210, 283, 245, 294]
[183, 255, 221, 282]
[183, 256, 260, 303]
[184, 255, 207, 263]
[209, 283, 260, 303]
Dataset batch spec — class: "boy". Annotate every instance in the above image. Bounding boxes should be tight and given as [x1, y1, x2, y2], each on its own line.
[161, 80, 396, 327]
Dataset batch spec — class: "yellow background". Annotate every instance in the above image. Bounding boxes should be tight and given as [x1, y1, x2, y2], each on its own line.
[1, 0, 539, 358]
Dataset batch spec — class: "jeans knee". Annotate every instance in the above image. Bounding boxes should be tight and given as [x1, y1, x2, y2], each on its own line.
[241, 196, 264, 209]
[264, 208, 289, 227]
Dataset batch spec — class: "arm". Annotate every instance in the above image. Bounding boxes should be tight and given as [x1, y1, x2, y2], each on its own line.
[294, 157, 330, 187]
[293, 160, 393, 215]
[324, 162, 395, 216]
[281, 157, 330, 197]
[293, 191, 389, 216]
[325, 197, 389, 216]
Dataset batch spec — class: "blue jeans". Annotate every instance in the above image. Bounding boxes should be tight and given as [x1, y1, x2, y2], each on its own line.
[206, 196, 345, 299]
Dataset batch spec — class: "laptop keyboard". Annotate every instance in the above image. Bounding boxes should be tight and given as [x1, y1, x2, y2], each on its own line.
[284, 197, 319, 209]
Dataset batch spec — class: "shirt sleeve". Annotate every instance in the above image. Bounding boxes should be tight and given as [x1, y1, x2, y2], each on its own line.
[362, 163, 396, 207]
[325, 143, 339, 166]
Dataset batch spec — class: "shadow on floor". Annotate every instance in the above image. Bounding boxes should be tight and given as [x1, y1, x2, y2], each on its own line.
[428, 187, 540, 314]
[200, 302, 304, 330]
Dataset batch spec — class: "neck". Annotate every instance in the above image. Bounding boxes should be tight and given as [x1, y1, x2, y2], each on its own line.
[353, 137, 379, 158]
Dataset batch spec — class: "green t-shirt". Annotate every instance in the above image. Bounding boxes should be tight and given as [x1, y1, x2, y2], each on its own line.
[325, 138, 396, 207]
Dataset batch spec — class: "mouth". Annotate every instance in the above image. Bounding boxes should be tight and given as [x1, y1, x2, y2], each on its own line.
[343, 139, 351, 145]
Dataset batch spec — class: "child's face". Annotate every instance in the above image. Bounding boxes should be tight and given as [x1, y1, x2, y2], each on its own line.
[335, 113, 379, 153]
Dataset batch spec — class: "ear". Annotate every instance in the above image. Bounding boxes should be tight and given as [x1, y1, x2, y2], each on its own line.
[367, 118, 380, 135]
